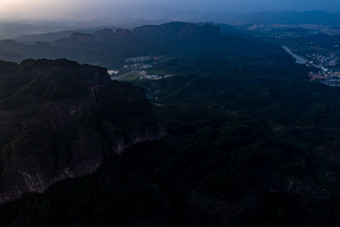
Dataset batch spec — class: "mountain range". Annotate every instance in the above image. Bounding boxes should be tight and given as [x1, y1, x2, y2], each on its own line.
[0, 22, 284, 68]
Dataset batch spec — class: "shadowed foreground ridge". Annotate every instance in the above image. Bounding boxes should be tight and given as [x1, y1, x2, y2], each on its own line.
[0, 59, 165, 204]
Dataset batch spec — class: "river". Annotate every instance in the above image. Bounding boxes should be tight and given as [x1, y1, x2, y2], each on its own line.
[282, 46, 308, 65]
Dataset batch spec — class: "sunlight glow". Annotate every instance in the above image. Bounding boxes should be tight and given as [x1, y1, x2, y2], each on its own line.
[0, 0, 122, 20]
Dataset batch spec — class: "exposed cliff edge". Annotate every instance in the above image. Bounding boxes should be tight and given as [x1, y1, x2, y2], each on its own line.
[0, 59, 165, 204]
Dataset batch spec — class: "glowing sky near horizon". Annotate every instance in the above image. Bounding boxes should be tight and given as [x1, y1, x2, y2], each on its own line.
[1, 0, 340, 20]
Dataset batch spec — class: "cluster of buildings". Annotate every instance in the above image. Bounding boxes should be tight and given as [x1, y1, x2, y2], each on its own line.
[140, 74, 162, 80]
[125, 56, 160, 63]
[123, 56, 174, 81]
[123, 55, 164, 71]
[306, 53, 339, 68]
[309, 71, 328, 81]
[126, 64, 153, 71]
[309, 71, 340, 86]
[139, 74, 174, 80]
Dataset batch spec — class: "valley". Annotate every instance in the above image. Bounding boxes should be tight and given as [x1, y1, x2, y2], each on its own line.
[0, 20, 339, 226]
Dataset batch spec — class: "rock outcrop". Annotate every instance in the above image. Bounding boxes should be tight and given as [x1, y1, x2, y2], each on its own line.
[0, 59, 165, 204]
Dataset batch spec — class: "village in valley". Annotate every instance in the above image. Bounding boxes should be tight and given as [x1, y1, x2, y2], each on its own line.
[244, 23, 340, 86]
[107, 55, 174, 81]
[285, 48, 340, 86]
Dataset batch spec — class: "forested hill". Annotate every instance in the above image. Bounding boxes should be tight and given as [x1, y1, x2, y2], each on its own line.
[0, 22, 285, 68]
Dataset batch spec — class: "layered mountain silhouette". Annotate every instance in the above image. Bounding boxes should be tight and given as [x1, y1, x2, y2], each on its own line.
[0, 22, 284, 68]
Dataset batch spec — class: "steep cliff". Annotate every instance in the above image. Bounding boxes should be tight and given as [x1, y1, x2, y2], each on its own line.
[0, 59, 165, 204]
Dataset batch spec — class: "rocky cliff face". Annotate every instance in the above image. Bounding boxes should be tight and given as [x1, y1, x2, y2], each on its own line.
[0, 59, 165, 204]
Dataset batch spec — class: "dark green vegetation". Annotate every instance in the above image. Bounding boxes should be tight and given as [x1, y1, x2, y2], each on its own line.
[0, 22, 340, 226]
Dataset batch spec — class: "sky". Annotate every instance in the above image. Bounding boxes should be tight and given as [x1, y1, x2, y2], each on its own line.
[1, 0, 340, 21]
